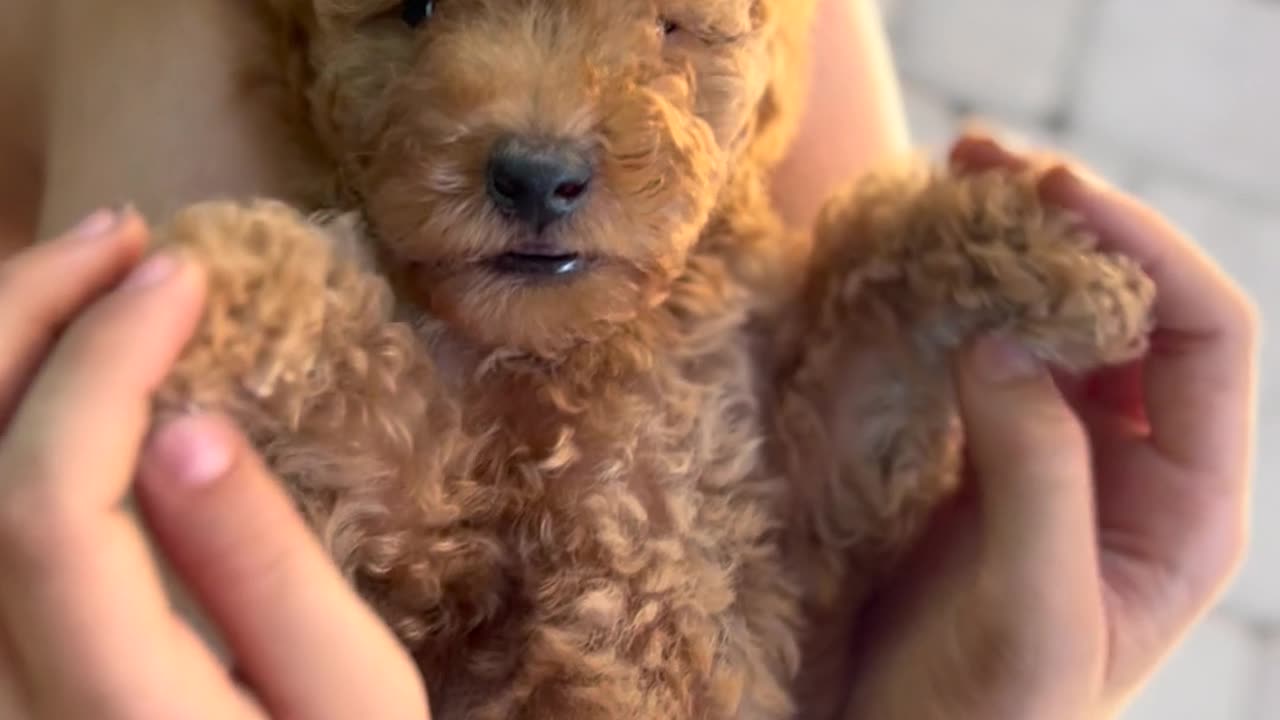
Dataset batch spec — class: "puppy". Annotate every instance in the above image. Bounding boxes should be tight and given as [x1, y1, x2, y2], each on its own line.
[153, 1, 1154, 717]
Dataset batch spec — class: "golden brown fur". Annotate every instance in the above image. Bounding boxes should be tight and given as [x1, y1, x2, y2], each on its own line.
[150, 1, 1155, 717]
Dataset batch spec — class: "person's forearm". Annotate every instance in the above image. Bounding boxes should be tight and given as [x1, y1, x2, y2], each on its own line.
[38, 0, 294, 237]
[773, 0, 910, 231]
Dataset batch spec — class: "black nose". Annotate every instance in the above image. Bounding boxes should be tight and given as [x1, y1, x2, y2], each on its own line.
[486, 138, 593, 231]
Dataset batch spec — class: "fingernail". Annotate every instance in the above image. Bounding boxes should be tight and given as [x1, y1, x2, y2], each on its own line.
[1039, 165, 1088, 204]
[972, 335, 1044, 384]
[67, 208, 121, 240]
[956, 119, 997, 144]
[120, 252, 180, 291]
[952, 133, 1000, 158]
[146, 416, 233, 488]
[951, 130, 1028, 173]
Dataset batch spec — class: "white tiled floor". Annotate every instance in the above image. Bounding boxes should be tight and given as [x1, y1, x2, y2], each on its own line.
[880, 0, 1279, 716]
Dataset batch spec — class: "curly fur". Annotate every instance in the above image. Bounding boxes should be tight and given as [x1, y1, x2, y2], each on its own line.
[151, 1, 1156, 718]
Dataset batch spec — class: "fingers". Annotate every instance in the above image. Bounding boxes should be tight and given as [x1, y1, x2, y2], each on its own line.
[950, 133, 1032, 174]
[0, 248, 263, 717]
[948, 131, 1255, 630]
[951, 131, 1258, 486]
[0, 208, 146, 424]
[137, 414, 429, 720]
[1038, 168, 1257, 486]
[1, 249, 206, 516]
[952, 336, 1098, 590]
[949, 131, 1107, 186]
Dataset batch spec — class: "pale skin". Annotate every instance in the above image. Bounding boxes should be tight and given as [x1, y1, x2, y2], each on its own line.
[0, 1, 1258, 718]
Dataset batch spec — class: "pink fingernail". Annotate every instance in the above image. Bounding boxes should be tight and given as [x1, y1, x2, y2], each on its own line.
[957, 120, 996, 143]
[121, 253, 180, 290]
[147, 416, 233, 488]
[951, 132, 1029, 174]
[972, 335, 1044, 384]
[67, 208, 121, 240]
[1040, 165, 1088, 203]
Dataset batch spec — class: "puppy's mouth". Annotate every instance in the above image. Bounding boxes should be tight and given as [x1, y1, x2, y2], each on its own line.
[491, 251, 585, 278]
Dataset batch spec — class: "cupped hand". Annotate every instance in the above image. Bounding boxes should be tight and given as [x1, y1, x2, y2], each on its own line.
[0, 210, 429, 719]
[841, 134, 1258, 720]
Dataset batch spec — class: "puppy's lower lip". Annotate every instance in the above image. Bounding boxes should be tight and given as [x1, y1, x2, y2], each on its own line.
[491, 252, 584, 277]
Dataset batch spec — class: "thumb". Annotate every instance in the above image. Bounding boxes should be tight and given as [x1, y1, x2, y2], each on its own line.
[953, 335, 1098, 585]
[136, 413, 427, 720]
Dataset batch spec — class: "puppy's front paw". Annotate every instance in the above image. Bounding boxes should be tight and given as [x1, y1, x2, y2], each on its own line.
[823, 167, 1156, 371]
[153, 201, 371, 424]
[944, 170, 1156, 370]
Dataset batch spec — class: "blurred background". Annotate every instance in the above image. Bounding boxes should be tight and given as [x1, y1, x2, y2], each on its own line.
[874, 0, 1277, 717]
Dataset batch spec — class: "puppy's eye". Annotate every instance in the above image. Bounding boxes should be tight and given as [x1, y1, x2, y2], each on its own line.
[659, 18, 681, 36]
[402, 0, 435, 28]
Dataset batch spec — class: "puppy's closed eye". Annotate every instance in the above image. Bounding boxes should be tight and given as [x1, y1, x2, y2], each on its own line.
[658, 15, 748, 47]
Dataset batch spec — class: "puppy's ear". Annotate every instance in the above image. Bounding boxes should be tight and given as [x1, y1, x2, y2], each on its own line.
[743, 0, 817, 170]
[255, 0, 319, 108]
[237, 0, 337, 206]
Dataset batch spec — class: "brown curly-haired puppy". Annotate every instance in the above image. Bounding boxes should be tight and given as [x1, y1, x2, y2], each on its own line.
[151, 1, 1155, 717]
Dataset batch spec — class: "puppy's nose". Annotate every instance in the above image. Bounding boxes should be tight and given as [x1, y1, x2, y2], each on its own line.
[486, 138, 592, 231]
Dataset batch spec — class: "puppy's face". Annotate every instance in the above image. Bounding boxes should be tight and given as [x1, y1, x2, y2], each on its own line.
[283, 0, 785, 352]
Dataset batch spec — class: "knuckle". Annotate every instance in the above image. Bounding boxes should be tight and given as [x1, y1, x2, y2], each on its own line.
[207, 523, 309, 599]
[994, 415, 1090, 491]
[250, 542, 306, 592]
[46, 303, 119, 368]
[967, 384, 1092, 481]
[0, 467, 85, 572]
[0, 429, 102, 566]
[1221, 519, 1249, 581]
[1019, 400, 1090, 460]
[964, 588, 1103, 693]
[963, 605, 1045, 689]
[0, 253, 42, 305]
[1054, 418, 1091, 462]
[1142, 501, 1249, 613]
[1038, 399, 1088, 439]
[1201, 504, 1249, 588]
[1231, 291, 1262, 346]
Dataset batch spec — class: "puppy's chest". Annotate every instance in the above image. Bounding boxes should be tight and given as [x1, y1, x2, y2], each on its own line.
[413, 338, 792, 716]
[454, 361, 771, 615]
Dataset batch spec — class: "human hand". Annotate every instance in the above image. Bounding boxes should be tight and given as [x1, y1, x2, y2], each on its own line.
[0, 210, 429, 719]
[841, 134, 1258, 720]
